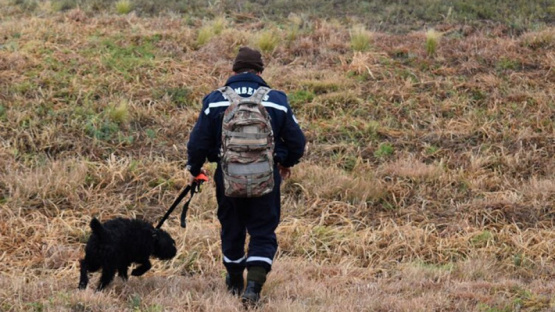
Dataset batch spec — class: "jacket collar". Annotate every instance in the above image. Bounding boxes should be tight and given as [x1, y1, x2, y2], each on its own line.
[225, 72, 270, 88]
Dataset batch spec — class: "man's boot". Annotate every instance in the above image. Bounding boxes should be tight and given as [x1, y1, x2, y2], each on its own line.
[241, 266, 266, 307]
[242, 280, 263, 306]
[226, 272, 244, 296]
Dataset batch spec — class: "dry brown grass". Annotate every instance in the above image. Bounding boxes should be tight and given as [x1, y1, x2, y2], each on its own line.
[1, 4, 554, 312]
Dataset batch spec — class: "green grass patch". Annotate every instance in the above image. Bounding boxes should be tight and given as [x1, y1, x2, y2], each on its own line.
[0, 105, 6, 120]
[115, 0, 133, 14]
[255, 28, 280, 53]
[145, 128, 157, 139]
[11, 80, 39, 98]
[331, 152, 359, 172]
[96, 37, 156, 77]
[300, 80, 341, 95]
[107, 100, 130, 124]
[155, 87, 195, 107]
[129, 293, 141, 310]
[195, 17, 227, 48]
[301, 102, 334, 119]
[424, 145, 440, 155]
[0, 40, 19, 52]
[476, 287, 549, 312]
[285, 23, 301, 42]
[496, 57, 521, 71]
[51, 0, 76, 12]
[211, 16, 227, 35]
[374, 143, 394, 158]
[318, 92, 364, 110]
[471, 230, 494, 247]
[85, 119, 120, 141]
[83, 102, 135, 142]
[425, 29, 441, 57]
[196, 25, 215, 47]
[311, 118, 379, 145]
[288, 90, 315, 109]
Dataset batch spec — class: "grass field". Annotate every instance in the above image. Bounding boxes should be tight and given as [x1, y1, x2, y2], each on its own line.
[1, 1, 554, 311]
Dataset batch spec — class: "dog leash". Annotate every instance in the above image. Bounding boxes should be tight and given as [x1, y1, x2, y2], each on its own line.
[156, 173, 208, 229]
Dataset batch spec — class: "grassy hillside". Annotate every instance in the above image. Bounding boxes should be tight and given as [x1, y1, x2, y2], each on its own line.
[1, 1, 554, 311]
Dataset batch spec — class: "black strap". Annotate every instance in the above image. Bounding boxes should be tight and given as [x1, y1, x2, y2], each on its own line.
[180, 184, 199, 228]
[156, 182, 199, 229]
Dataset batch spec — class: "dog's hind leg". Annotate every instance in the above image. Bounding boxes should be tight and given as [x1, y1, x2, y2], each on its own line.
[97, 265, 117, 290]
[131, 260, 151, 276]
[78, 259, 89, 289]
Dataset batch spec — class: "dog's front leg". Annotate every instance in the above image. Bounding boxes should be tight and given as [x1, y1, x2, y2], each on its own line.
[131, 260, 151, 276]
[78, 259, 89, 289]
[97, 265, 116, 290]
[118, 265, 129, 281]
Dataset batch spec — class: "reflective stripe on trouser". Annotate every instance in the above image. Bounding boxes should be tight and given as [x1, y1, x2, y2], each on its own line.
[216, 165, 281, 273]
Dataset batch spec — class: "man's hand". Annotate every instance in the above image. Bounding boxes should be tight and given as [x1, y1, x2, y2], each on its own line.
[188, 168, 208, 186]
[277, 164, 291, 180]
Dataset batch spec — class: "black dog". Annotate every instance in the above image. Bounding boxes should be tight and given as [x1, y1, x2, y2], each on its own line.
[78, 217, 177, 290]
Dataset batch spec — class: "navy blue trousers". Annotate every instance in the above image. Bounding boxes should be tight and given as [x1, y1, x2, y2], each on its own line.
[215, 165, 281, 273]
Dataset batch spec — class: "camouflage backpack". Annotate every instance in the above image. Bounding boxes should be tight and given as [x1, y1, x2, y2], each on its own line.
[219, 86, 274, 198]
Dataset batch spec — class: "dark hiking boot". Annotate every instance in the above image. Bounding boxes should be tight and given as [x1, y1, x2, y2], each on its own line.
[226, 273, 244, 296]
[241, 280, 262, 307]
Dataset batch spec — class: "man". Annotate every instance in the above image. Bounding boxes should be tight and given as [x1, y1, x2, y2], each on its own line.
[186, 47, 306, 306]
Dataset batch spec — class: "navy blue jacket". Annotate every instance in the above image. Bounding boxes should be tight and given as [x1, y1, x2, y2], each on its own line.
[186, 72, 306, 176]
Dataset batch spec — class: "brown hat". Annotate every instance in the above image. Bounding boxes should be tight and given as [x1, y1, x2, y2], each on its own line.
[232, 47, 264, 73]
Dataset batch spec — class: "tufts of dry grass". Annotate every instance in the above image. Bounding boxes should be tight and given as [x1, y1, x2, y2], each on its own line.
[425, 28, 442, 57]
[349, 24, 373, 52]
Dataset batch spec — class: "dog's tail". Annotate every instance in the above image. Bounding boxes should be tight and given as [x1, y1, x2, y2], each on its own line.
[90, 217, 107, 241]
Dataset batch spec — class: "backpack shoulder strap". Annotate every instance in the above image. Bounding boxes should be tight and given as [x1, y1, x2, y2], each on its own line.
[249, 87, 271, 104]
[248, 87, 271, 119]
[218, 86, 242, 104]
[219, 87, 242, 123]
